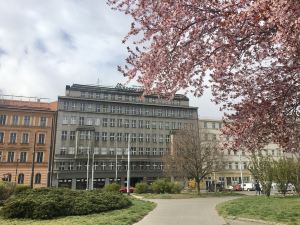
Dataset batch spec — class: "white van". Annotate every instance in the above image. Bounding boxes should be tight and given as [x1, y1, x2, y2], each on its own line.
[242, 183, 255, 191]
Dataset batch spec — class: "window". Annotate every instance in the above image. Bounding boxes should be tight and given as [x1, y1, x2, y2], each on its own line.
[125, 107, 130, 114]
[80, 103, 85, 111]
[159, 148, 164, 155]
[159, 122, 163, 129]
[131, 133, 136, 142]
[116, 106, 121, 114]
[95, 118, 100, 126]
[124, 119, 129, 128]
[110, 133, 115, 141]
[104, 94, 109, 100]
[102, 118, 108, 127]
[60, 147, 66, 155]
[228, 162, 232, 169]
[165, 122, 170, 130]
[71, 102, 76, 110]
[70, 116, 76, 124]
[204, 122, 207, 128]
[79, 117, 84, 125]
[117, 133, 122, 141]
[7, 152, 14, 162]
[59, 162, 65, 171]
[17, 173, 24, 184]
[138, 133, 143, 142]
[132, 120, 136, 128]
[20, 152, 27, 163]
[86, 118, 92, 125]
[62, 116, 68, 124]
[12, 115, 19, 125]
[152, 121, 156, 129]
[96, 104, 101, 112]
[40, 117, 47, 127]
[172, 122, 176, 129]
[138, 147, 144, 155]
[61, 130, 68, 141]
[152, 148, 157, 155]
[166, 135, 170, 143]
[235, 162, 239, 170]
[38, 133, 45, 144]
[10, 133, 17, 144]
[117, 119, 122, 127]
[36, 152, 44, 163]
[79, 131, 85, 140]
[67, 162, 74, 171]
[138, 120, 143, 128]
[0, 115, 6, 125]
[24, 116, 30, 126]
[152, 134, 157, 143]
[70, 131, 76, 140]
[110, 119, 115, 127]
[177, 122, 182, 129]
[102, 132, 107, 141]
[124, 133, 129, 142]
[103, 105, 108, 112]
[146, 134, 150, 142]
[95, 132, 100, 141]
[35, 173, 41, 184]
[159, 134, 164, 143]
[146, 148, 150, 155]
[111, 105, 116, 113]
[63, 101, 68, 110]
[22, 133, 29, 144]
[243, 162, 247, 170]
[0, 132, 4, 143]
[87, 103, 92, 111]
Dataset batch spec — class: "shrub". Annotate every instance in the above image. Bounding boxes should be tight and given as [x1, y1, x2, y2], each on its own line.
[103, 183, 121, 192]
[1, 188, 131, 219]
[151, 179, 182, 194]
[0, 182, 15, 204]
[135, 182, 150, 194]
[14, 185, 30, 194]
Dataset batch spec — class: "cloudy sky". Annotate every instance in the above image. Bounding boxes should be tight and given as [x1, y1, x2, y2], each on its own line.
[0, 0, 222, 119]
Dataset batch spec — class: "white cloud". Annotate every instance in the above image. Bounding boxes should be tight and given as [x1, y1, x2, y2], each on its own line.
[0, 0, 222, 119]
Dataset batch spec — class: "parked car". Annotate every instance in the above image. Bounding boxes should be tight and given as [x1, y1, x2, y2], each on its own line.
[227, 184, 242, 191]
[242, 183, 255, 191]
[119, 187, 135, 193]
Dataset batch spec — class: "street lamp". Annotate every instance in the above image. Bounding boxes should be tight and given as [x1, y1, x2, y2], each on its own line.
[239, 151, 244, 189]
[127, 134, 131, 195]
[30, 133, 37, 188]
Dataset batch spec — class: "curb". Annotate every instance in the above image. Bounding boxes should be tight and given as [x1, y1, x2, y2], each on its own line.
[226, 216, 286, 225]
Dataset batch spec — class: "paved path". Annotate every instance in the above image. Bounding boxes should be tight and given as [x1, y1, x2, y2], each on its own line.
[134, 197, 265, 225]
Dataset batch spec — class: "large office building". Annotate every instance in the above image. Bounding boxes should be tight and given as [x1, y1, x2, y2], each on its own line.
[198, 118, 285, 189]
[0, 96, 57, 187]
[53, 84, 198, 189]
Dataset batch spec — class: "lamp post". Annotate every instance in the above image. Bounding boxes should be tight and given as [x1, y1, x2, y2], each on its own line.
[239, 151, 244, 189]
[127, 134, 131, 195]
[15, 159, 19, 183]
[30, 133, 37, 188]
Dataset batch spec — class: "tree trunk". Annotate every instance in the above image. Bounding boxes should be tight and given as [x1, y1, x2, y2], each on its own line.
[195, 178, 201, 195]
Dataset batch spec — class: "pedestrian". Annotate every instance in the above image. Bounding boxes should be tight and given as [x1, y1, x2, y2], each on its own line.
[255, 182, 261, 195]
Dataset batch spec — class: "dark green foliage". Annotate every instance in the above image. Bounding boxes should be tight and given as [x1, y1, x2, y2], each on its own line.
[1, 188, 131, 219]
[135, 182, 150, 194]
[151, 179, 183, 194]
[103, 183, 121, 192]
[0, 182, 30, 205]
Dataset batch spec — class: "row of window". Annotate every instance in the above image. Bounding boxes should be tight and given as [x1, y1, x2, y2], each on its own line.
[203, 121, 223, 129]
[227, 162, 248, 170]
[3, 173, 42, 184]
[57, 160, 164, 171]
[63, 116, 194, 130]
[0, 132, 46, 144]
[60, 101, 194, 118]
[0, 151, 44, 163]
[79, 91, 182, 106]
[61, 130, 170, 144]
[59, 146, 169, 156]
[0, 115, 48, 127]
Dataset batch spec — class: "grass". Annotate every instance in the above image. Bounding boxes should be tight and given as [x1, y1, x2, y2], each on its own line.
[0, 198, 156, 225]
[135, 191, 244, 199]
[217, 196, 300, 225]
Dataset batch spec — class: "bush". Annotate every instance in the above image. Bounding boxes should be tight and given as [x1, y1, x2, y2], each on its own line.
[1, 188, 131, 219]
[151, 179, 182, 194]
[14, 185, 30, 194]
[103, 183, 121, 192]
[0, 182, 15, 204]
[135, 182, 150, 194]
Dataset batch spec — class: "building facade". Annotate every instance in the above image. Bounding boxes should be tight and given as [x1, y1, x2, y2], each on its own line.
[199, 119, 285, 189]
[0, 97, 57, 187]
[52, 84, 198, 189]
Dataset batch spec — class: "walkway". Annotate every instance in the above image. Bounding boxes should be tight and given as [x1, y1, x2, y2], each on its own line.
[134, 197, 265, 225]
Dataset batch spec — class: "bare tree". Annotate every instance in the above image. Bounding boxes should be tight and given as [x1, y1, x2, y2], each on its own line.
[164, 129, 224, 195]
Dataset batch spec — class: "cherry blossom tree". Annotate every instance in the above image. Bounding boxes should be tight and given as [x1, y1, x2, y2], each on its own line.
[108, 0, 300, 152]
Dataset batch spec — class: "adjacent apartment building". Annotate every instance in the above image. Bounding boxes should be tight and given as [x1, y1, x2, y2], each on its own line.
[53, 84, 198, 189]
[199, 118, 285, 189]
[0, 96, 57, 187]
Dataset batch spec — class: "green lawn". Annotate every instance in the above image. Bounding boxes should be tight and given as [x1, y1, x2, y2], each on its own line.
[0, 198, 155, 225]
[217, 196, 300, 225]
[135, 192, 244, 199]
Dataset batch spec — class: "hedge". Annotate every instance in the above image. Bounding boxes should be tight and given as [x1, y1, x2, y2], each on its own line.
[1, 188, 132, 219]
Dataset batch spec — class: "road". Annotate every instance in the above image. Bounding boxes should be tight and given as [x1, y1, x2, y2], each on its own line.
[134, 197, 266, 225]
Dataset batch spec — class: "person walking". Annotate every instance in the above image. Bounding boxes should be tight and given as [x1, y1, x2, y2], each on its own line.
[255, 182, 261, 195]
